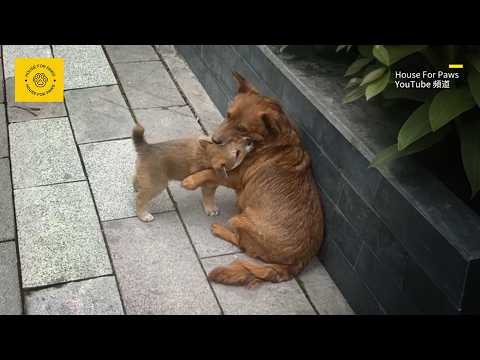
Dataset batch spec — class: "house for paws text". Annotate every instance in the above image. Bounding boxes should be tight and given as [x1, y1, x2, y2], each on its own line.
[394, 70, 460, 89]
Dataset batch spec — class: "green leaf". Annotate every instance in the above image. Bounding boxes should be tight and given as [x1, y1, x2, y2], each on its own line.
[360, 67, 387, 86]
[366, 69, 391, 100]
[357, 45, 373, 58]
[429, 87, 476, 131]
[345, 77, 362, 89]
[372, 45, 389, 65]
[336, 45, 347, 52]
[397, 101, 432, 150]
[467, 53, 480, 72]
[373, 45, 428, 66]
[370, 126, 451, 168]
[343, 86, 365, 104]
[344, 57, 372, 77]
[468, 69, 480, 106]
[456, 118, 480, 198]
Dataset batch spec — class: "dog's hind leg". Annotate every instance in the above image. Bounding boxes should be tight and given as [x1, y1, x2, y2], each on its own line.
[132, 175, 139, 192]
[136, 180, 167, 222]
[211, 212, 267, 255]
[211, 223, 240, 246]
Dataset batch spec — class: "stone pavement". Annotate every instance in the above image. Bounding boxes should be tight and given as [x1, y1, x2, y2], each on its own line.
[0, 45, 353, 315]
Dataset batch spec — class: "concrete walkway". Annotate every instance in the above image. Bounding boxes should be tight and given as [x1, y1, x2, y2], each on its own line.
[0, 45, 353, 315]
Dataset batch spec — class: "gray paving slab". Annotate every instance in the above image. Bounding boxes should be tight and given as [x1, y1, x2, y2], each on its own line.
[65, 85, 134, 144]
[133, 106, 202, 143]
[0, 158, 16, 242]
[202, 253, 316, 315]
[52, 45, 117, 90]
[15, 181, 112, 288]
[80, 139, 174, 221]
[113, 61, 185, 109]
[0, 241, 22, 315]
[298, 257, 354, 314]
[158, 46, 223, 134]
[103, 214, 220, 315]
[105, 45, 158, 63]
[4, 76, 67, 123]
[25, 276, 123, 315]
[9, 117, 85, 189]
[2, 45, 52, 79]
[0, 106, 7, 157]
[169, 182, 240, 258]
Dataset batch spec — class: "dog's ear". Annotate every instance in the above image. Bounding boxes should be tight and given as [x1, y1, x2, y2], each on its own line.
[233, 72, 258, 94]
[260, 111, 280, 138]
[198, 135, 213, 149]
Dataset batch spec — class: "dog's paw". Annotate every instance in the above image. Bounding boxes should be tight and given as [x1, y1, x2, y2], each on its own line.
[138, 212, 154, 222]
[211, 223, 225, 237]
[181, 177, 197, 190]
[204, 206, 220, 217]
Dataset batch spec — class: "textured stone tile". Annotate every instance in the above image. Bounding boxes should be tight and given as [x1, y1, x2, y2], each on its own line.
[105, 45, 158, 63]
[298, 257, 354, 314]
[176, 46, 231, 118]
[133, 106, 202, 143]
[15, 181, 112, 288]
[0, 107, 7, 157]
[80, 139, 174, 221]
[159, 47, 223, 134]
[2, 45, 52, 79]
[202, 253, 316, 315]
[5, 77, 67, 123]
[9, 117, 85, 189]
[114, 61, 184, 108]
[25, 276, 123, 315]
[0, 159, 15, 242]
[65, 85, 133, 144]
[0, 242, 22, 314]
[103, 214, 220, 315]
[169, 182, 240, 258]
[52, 45, 116, 90]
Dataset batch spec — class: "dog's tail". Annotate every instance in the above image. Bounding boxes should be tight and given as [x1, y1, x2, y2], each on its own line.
[132, 117, 147, 151]
[207, 259, 298, 288]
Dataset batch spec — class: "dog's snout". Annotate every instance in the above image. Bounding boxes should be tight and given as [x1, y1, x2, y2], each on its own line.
[212, 136, 223, 145]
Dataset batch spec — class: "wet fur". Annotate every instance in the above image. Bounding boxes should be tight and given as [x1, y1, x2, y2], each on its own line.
[182, 73, 324, 287]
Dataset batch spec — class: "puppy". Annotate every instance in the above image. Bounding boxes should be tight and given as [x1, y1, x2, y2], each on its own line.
[132, 123, 253, 222]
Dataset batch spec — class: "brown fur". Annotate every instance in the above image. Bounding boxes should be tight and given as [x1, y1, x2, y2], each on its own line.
[182, 72, 324, 287]
[132, 122, 253, 222]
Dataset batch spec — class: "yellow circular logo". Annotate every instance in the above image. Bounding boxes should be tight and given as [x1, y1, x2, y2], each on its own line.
[24, 63, 57, 97]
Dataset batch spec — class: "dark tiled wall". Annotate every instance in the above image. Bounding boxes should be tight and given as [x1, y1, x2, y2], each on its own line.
[176, 45, 467, 314]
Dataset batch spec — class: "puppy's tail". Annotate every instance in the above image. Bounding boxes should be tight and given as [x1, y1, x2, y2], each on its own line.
[207, 259, 297, 288]
[132, 120, 147, 151]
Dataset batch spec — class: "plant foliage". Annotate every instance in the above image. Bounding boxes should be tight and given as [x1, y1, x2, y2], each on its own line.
[340, 45, 480, 198]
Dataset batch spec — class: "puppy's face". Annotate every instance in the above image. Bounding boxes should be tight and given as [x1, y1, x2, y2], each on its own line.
[205, 136, 254, 173]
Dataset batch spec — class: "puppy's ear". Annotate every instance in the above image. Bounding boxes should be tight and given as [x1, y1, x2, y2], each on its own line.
[232, 72, 258, 94]
[260, 111, 280, 138]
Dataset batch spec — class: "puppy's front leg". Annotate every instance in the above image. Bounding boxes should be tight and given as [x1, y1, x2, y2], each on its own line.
[182, 169, 223, 190]
[201, 184, 219, 216]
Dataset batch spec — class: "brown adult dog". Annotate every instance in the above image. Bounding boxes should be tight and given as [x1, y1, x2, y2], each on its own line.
[182, 72, 324, 288]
